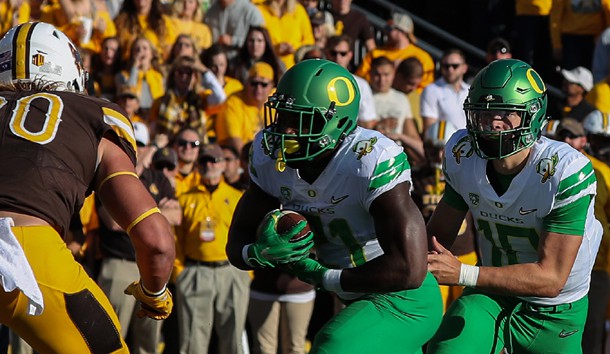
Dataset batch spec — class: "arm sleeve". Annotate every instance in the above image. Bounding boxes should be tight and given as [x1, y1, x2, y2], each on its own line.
[442, 183, 469, 211]
[543, 195, 590, 236]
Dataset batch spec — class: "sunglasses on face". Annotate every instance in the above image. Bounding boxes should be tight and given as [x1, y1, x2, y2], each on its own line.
[250, 80, 270, 88]
[441, 63, 462, 70]
[330, 49, 349, 57]
[177, 139, 201, 148]
[199, 156, 225, 164]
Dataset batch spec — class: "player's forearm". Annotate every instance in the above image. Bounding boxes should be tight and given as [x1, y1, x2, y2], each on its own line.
[130, 216, 176, 292]
[341, 254, 427, 292]
[476, 263, 567, 298]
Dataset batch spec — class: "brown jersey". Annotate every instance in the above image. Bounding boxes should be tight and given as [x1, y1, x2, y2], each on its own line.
[0, 90, 137, 236]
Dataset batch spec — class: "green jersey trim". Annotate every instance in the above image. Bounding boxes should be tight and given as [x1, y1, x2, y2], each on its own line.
[369, 152, 410, 190]
[442, 183, 469, 211]
[557, 162, 595, 201]
[543, 195, 590, 236]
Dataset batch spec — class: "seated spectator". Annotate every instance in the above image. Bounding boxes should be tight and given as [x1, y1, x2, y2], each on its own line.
[485, 37, 512, 63]
[170, 0, 213, 53]
[393, 57, 424, 134]
[166, 34, 200, 69]
[221, 145, 248, 191]
[201, 44, 245, 140]
[203, 0, 265, 62]
[257, 0, 314, 69]
[150, 55, 226, 143]
[330, 0, 376, 53]
[215, 62, 275, 153]
[369, 56, 423, 164]
[114, 0, 177, 61]
[294, 44, 325, 63]
[356, 12, 435, 91]
[153, 146, 179, 190]
[173, 128, 203, 197]
[90, 36, 122, 101]
[230, 26, 285, 86]
[116, 36, 166, 119]
[43, 0, 116, 53]
[587, 59, 610, 113]
[553, 66, 596, 122]
[309, 9, 335, 50]
[325, 34, 377, 128]
[115, 86, 145, 124]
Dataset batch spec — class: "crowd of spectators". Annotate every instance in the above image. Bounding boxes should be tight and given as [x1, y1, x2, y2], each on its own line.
[2, 0, 610, 353]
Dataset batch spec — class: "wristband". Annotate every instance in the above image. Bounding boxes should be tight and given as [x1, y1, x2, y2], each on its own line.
[322, 269, 343, 292]
[243, 244, 255, 267]
[458, 264, 479, 287]
[141, 282, 167, 297]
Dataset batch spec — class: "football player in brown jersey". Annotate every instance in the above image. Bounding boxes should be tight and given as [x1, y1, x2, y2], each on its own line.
[0, 22, 175, 353]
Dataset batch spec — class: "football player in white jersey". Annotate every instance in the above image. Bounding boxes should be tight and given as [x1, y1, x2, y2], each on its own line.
[426, 59, 603, 354]
[226, 59, 442, 353]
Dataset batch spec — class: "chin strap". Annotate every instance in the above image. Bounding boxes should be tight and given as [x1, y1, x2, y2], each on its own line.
[275, 150, 287, 172]
[275, 140, 301, 173]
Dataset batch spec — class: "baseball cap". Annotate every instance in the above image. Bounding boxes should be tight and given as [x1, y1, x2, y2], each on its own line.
[561, 67, 593, 92]
[487, 37, 511, 55]
[133, 122, 149, 146]
[557, 118, 585, 138]
[248, 61, 274, 82]
[199, 143, 224, 162]
[152, 147, 178, 170]
[310, 10, 326, 26]
[583, 110, 610, 136]
[117, 85, 139, 99]
[388, 13, 414, 34]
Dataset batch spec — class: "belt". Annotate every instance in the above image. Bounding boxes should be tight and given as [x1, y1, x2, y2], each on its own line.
[185, 258, 230, 268]
[525, 301, 573, 314]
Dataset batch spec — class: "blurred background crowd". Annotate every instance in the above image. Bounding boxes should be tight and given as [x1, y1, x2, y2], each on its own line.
[1, 0, 610, 353]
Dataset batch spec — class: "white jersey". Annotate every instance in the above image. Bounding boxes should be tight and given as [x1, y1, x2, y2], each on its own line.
[444, 129, 602, 305]
[251, 127, 410, 270]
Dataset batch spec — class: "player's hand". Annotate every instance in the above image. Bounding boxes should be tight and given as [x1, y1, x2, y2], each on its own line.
[284, 257, 328, 289]
[124, 280, 173, 320]
[427, 236, 462, 286]
[247, 210, 314, 268]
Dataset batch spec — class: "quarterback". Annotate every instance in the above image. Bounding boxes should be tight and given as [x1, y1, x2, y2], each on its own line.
[226, 59, 442, 353]
[426, 59, 602, 353]
[0, 23, 175, 353]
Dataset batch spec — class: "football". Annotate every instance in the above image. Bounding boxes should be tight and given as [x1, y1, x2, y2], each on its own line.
[276, 210, 311, 242]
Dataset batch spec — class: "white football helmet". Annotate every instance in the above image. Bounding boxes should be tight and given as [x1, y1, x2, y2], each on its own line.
[424, 120, 458, 148]
[0, 22, 88, 92]
[583, 110, 610, 136]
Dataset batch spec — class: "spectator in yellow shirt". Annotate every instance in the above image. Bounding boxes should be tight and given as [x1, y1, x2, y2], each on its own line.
[114, 0, 177, 62]
[257, 0, 314, 69]
[117, 36, 166, 119]
[216, 62, 275, 153]
[356, 12, 435, 92]
[170, 0, 213, 53]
